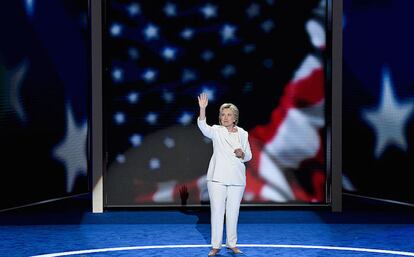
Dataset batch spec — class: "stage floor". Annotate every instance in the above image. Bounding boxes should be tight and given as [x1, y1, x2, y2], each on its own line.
[1, 195, 414, 257]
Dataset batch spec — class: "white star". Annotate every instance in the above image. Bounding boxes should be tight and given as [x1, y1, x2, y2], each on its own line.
[164, 137, 175, 148]
[161, 47, 177, 61]
[200, 3, 217, 19]
[221, 64, 236, 78]
[114, 112, 126, 125]
[149, 158, 161, 170]
[246, 3, 260, 18]
[112, 67, 123, 82]
[201, 87, 215, 101]
[342, 174, 356, 192]
[178, 112, 193, 125]
[127, 91, 139, 104]
[25, 0, 35, 18]
[261, 19, 275, 33]
[220, 24, 237, 43]
[146, 112, 158, 125]
[128, 47, 139, 60]
[201, 50, 214, 62]
[130, 134, 142, 147]
[164, 3, 177, 17]
[362, 67, 414, 158]
[110, 23, 123, 37]
[162, 90, 174, 103]
[53, 104, 87, 193]
[143, 24, 159, 41]
[243, 44, 256, 54]
[116, 154, 126, 164]
[3, 60, 28, 123]
[181, 28, 194, 40]
[141, 69, 157, 83]
[182, 69, 197, 83]
[127, 3, 141, 16]
[10, 62, 28, 122]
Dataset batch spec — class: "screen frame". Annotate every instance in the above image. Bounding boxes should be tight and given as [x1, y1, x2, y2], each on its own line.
[91, 0, 342, 212]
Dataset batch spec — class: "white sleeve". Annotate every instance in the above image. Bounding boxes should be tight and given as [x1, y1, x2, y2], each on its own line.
[241, 132, 252, 162]
[197, 117, 214, 139]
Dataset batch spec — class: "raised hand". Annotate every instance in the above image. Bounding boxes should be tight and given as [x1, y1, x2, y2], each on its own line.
[198, 92, 208, 109]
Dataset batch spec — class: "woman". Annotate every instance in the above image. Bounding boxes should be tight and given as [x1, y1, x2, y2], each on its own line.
[197, 92, 252, 256]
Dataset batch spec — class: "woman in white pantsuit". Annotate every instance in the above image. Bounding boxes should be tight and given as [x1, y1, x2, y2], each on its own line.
[197, 93, 252, 256]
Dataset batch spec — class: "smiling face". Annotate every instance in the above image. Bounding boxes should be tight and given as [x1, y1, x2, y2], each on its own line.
[220, 108, 236, 127]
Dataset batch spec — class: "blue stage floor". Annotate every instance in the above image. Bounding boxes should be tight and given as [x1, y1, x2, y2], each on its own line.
[1, 195, 414, 257]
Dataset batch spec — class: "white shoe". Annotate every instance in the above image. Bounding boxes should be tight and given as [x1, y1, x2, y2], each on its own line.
[227, 247, 243, 254]
[208, 248, 220, 256]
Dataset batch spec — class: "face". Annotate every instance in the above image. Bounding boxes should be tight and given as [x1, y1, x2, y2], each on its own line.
[220, 108, 236, 127]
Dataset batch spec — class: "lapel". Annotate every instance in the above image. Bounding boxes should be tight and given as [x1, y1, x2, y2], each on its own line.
[221, 126, 243, 149]
[219, 126, 232, 147]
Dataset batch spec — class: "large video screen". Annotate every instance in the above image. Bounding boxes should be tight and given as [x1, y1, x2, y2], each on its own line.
[104, 0, 329, 206]
[0, 0, 89, 210]
[342, 0, 414, 204]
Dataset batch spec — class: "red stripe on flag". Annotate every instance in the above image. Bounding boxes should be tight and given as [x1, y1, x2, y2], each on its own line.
[250, 68, 324, 143]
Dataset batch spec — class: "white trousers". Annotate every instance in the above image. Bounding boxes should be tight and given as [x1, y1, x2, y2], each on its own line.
[207, 181, 245, 249]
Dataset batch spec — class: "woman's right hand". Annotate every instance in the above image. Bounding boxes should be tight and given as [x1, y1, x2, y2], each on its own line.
[198, 92, 208, 109]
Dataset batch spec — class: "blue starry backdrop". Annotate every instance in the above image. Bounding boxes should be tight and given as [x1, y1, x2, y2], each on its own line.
[0, 0, 89, 210]
[342, 0, 414, 203]
[103, 0, 328, 206]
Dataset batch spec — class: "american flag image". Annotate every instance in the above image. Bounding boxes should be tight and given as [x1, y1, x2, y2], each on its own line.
[342, 0, 414, 203]
[0, 0, 89, 209]
[104, 0, 327, 205]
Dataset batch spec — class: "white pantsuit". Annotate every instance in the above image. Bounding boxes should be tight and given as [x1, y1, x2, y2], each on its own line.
[197, 117, 252, 249]
[207, 181, 245, 248]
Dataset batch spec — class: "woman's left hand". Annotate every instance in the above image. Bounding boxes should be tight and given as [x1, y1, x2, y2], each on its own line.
[234, 148, 245, 159]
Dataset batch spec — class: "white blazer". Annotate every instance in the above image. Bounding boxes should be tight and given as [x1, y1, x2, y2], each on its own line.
[197, 117, 252, 186]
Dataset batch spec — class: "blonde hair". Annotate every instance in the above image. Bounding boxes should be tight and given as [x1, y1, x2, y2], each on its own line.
[218, 103, 239, 126]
